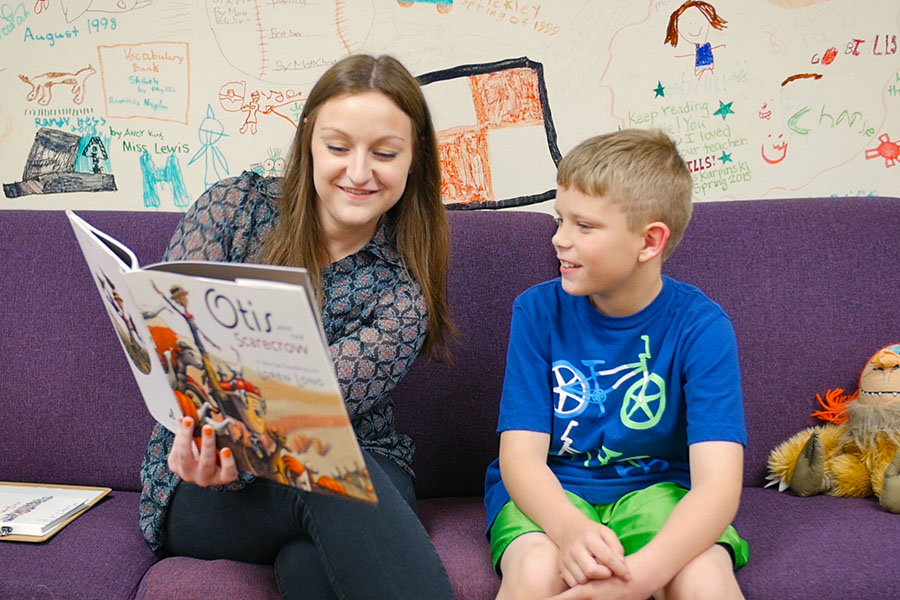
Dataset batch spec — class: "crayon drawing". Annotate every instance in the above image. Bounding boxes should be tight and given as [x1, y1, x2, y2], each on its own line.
[419, 57, 561, 210]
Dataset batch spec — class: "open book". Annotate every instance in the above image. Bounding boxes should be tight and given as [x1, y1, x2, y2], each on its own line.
[0, 483, 110, 542]
[67, 211, 376, 504]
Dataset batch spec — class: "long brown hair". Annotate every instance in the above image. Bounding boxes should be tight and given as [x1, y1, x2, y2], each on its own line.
[258, 54, 453, 362]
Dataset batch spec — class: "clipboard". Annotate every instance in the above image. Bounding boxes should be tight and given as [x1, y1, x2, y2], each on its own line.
[0, 482, 111, 543]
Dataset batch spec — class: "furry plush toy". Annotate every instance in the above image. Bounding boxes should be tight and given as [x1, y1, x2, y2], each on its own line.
[766, 343, 900, 513]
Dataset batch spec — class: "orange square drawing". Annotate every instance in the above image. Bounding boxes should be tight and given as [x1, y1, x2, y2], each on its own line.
[419, 58, 561, 210]
[470, 68, 544, 129]
[438, 128, 492, 205]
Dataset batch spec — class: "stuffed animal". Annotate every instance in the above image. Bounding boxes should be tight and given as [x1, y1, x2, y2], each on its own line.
[766, 343, 900, 513]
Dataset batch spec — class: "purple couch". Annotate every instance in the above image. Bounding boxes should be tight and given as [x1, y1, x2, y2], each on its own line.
[1, 198, 898, 599]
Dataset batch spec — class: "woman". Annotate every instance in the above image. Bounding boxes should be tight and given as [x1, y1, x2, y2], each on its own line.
[139, 54, 455, 599]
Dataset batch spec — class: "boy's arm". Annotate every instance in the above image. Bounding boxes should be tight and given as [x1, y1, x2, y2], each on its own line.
[629, 440, 743, 589]
[499, 429, 631, 585]
[548, 440, 743, 600]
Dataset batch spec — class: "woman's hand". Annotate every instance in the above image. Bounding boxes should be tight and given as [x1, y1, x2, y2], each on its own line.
[167, 417, 238, 486]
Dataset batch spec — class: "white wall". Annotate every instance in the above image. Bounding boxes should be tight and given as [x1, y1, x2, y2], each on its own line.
[2, 0, 898, 212]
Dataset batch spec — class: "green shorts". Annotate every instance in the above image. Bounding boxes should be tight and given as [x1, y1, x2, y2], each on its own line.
[489, 482, 749, 574]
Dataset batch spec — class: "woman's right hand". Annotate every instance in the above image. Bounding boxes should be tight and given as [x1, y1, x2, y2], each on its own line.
[167, 417, 239, 486]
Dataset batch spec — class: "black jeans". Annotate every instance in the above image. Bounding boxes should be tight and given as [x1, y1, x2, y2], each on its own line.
[164, 451, 454, 600]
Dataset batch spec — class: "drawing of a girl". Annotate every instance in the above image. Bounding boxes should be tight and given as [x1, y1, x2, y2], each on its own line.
[665, 1, 728, 80]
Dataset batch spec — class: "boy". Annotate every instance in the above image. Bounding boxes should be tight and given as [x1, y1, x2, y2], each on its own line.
[484, 129, 748, 600]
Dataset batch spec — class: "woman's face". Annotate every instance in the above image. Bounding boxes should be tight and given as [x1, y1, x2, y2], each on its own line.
[311, 90, 414, 245]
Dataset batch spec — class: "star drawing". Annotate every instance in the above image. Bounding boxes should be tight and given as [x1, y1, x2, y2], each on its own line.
[654, 81, 665, 98]
[714, 100, 735, 120]
[719, 151, 733, 164]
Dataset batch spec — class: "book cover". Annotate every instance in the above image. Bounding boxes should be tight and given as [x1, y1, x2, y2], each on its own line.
[67, 211, 376, 504]
[0, 483, 110, 541]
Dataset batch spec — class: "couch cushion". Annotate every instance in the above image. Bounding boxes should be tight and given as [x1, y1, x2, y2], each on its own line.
[0, 491, 157, 599]
[135, 496, 499, 600]
[137, 557, 279, 599]
[419, 497, 500, 600]
[734, 487, 897, 599]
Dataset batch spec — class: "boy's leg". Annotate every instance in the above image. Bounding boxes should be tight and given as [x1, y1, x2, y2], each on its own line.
[496, 532, 568, 600]
[598, 482, 749, 567]
[490, 493, 600, 600]
[655, 544, 744, 600]
[597, 482, 748, 600]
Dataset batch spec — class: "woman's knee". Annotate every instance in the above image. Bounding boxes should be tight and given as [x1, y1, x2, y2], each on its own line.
[274, 537, 337, 600]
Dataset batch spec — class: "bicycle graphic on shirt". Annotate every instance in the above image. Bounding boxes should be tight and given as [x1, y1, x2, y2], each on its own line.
[552, 335, 666, 430]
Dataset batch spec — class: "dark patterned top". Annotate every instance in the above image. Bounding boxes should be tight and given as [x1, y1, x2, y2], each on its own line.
[139, 171, 427, 550]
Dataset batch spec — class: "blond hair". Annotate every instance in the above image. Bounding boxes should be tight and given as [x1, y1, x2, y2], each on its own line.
[556, 129, 693, 259]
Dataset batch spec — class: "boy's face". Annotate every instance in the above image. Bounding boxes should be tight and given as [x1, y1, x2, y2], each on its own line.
[552, 186, 648, 314]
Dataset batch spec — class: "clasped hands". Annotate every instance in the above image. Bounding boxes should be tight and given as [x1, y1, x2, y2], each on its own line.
[547, 521, 650, 600]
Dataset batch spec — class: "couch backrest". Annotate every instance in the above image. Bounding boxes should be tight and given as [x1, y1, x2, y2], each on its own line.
[394, 211, 559, 497]
[3, 198, 899, 496]
[399, 197, 900, 495]
[0, 210, 182, 491]
[664, 196, 900, 486]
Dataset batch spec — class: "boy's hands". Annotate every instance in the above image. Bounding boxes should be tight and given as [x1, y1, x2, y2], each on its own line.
[549, 553, 655, 600]
[557, 519, 630, 586]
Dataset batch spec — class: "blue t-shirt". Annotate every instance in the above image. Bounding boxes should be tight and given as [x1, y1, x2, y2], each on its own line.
[483, 276, 746, 531]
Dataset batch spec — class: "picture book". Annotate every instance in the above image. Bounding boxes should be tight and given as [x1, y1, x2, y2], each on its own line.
[66, 211, 376, 504]
[0, 483, 110, 542]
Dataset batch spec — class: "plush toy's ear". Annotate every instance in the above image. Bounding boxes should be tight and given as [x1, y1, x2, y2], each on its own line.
[811, 388, 856, 424]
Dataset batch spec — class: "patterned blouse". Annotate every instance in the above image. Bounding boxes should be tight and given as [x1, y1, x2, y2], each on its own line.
[139, 171, 427, 550]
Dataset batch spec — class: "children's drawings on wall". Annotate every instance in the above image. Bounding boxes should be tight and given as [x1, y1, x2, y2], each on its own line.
[139, 149, 188, 209]
[19, 63, 95, 105]
[59, 0, 153, 24]
[397, 0, 453, 16]
[78, 133, 110, 173]
[205, 0, 374, 85]
[420, 57, 561, 209]
[761, 132, 788, 165]
[665, 1, 728, 80]
[3, 127, 117, 197]
[97, 42, 189, 123]
[217, 82, 303, 134]
[188, 104, 228, 189]
[1, 0, 899, 212]
[602, 1, 900, 201]
[866, 133, 900, 168]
